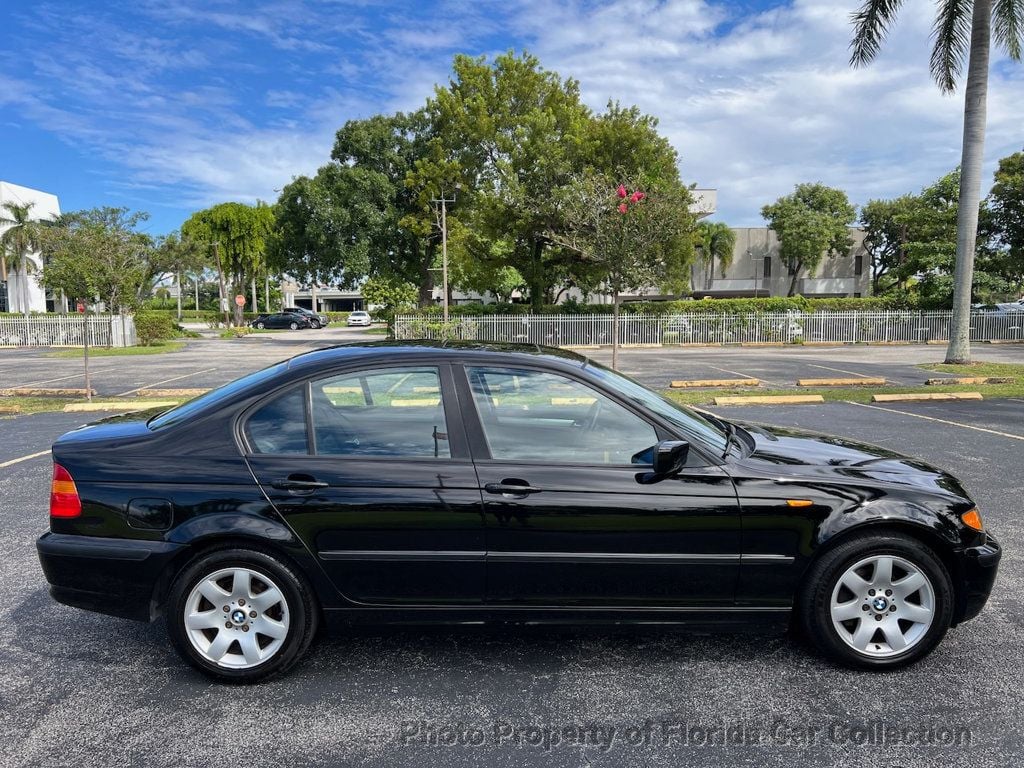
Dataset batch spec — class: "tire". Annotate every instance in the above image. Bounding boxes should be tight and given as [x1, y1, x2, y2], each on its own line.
[798, 532, 953, 670]
[255, 322, 265, 329]
[289, 322, 299, 330]
[310, 320, 320, 329]
[167, 548, 318, 683]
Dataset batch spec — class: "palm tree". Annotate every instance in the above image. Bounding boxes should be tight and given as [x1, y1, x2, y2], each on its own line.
[0, 201, 43, 320]
[850, 0, 1023, 363]
[695, 221, 736, 292]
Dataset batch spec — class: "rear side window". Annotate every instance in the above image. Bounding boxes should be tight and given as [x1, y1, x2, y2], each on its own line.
[310, 367, 449, 458]
[246, 387, 309, 454]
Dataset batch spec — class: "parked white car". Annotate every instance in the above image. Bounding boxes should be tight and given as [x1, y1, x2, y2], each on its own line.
[347, 311, 373, 327]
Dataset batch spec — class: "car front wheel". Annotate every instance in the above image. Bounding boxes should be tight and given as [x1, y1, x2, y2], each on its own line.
[167, 548, 317, 683]
[255, 322, 265, 329]
[798, 532, 953, 669]
[289, 322, 299, 330]
[309, 320, 320, 329]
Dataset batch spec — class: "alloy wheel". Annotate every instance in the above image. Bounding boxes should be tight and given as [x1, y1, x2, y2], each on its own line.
[183, 567, 290, 669]
[829, 555, 935, 658]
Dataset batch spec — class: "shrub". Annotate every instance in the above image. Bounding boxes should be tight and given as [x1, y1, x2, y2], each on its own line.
[404, 295, 922, 318]
[219, 326, 253, 339]
[134, 311, 177, 346]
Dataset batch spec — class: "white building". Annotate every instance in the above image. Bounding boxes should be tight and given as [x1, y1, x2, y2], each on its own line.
[0, 181, 60, 313]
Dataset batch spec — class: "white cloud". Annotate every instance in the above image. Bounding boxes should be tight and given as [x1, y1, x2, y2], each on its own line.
[507, 0, 1024, 224]
[4, 0, 1022, 230]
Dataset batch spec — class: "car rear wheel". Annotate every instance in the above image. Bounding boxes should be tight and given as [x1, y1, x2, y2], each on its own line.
[255, 321, 265, 329]
[167, 548, 317, 683]
[289, 322, 299, 330]
[798, 532, 953, 669]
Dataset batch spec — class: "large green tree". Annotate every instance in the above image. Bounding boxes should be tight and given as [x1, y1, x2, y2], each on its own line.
[850, 0, 1024, 362]
[270, 111, 444, 307]
[987, 150, 1024, 291]
[40, 208, 158, 341]
[761, 184, 856, 296]
[429, 51, 593, 310]
[182, 202, 274, 325]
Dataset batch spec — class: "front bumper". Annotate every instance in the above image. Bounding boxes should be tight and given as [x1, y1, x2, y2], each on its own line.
[954, 532, 1001, 625]
[37, 532, 185, 622]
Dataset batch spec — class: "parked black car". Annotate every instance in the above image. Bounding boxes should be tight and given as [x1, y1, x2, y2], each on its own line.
[282, 307, 329, 328]
[37, 342, 1000, 682]
[250, 312, 312, 330]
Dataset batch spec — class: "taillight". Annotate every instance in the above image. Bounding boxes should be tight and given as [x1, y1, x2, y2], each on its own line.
[50, 463, 82, 518]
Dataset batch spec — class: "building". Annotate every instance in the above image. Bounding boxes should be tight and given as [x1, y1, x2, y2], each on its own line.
[691, 227, 870, 299]
[0, 181, 61, 313]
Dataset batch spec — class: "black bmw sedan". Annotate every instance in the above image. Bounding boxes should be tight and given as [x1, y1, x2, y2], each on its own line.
[37, 342, 1000, 682]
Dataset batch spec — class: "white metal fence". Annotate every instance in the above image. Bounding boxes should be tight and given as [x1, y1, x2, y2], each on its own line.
[394, 311, 1024, 347]
[0, 314, 137, 348]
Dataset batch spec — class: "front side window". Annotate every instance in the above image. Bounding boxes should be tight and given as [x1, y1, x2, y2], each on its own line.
[310, 366, 450, 458]
[467, 366, 657, 464]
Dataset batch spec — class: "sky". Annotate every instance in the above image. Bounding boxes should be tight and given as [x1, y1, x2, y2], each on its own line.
[1, 0, 1022, 235]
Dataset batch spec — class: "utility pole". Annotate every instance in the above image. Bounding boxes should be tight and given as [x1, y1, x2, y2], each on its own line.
[432, 189, 457, 322]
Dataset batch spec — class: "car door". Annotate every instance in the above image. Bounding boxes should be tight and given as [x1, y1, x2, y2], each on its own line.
[456, 364, 742, 607]
[243, 362, 485, 606]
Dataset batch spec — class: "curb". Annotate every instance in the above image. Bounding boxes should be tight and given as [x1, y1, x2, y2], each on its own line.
[137, 388, 211, 397]
[671, 378, 759, 388]
[871, 392, 983, 403]
[796, 377, 886, 387]
[0, 387, 97, 397]
[713, 395, 825, 406]
[63, 401, 179, 412]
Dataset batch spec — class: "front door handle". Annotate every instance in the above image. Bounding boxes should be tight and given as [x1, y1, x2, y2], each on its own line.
[271, 476, 328, 492]
[484, 481, 541, 496]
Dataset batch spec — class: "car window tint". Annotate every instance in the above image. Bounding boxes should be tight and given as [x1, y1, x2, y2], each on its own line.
[467, 366, 656, 464]
[246, 386, 309, 454]
[311, 367, 450, 458]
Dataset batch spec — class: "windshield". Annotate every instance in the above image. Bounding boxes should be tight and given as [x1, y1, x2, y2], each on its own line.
[148, 362, 288, 430]
[585, 362, 729, 454]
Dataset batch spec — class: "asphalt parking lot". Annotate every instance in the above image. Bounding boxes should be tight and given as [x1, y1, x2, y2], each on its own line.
[2, 329, 1024, 396]
[1, 345, 1022, 767]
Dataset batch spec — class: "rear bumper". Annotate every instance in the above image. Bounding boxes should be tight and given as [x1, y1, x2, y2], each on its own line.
[954, 532, 1001, 625]
[36, 532, 185, 622]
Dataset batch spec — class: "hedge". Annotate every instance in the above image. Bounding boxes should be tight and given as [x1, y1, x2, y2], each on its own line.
[404, 296, 930, 317]
[134, 311, 178, 345]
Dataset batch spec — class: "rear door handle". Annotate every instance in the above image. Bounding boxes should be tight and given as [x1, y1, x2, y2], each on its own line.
[271, 477, 328, 492]
[484, 482, 541, 496]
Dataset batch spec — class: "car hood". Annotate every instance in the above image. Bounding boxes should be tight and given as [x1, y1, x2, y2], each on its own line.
[734, 422, 971, 500]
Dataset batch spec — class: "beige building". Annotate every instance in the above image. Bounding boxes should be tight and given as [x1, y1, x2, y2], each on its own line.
[691, 227, 870, 299]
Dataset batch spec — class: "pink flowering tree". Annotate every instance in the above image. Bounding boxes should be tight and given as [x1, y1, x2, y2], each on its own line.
[551, 171, 694, 368]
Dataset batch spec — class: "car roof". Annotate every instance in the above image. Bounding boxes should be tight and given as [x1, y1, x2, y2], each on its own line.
[284, 340, 588, 374]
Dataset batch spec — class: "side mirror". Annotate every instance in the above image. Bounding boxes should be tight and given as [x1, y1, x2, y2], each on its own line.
[652, 440, 689, 477]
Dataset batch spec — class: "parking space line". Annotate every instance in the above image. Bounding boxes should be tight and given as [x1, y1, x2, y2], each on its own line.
[14, 369, 112, 388]
[0, 449, 51, 469]
[845, 401, 1024, 441]
[806, 363, 876, 379]
[116, 368, 217, 397]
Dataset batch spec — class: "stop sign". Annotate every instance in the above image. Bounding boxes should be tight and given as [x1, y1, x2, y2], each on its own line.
[235, 295, 246, 307]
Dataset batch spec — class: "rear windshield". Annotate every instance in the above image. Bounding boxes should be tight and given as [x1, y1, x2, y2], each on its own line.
[148, 362, 288, 430]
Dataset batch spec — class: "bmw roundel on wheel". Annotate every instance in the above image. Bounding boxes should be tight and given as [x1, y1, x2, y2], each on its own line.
[35, 342, 1001, 682]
